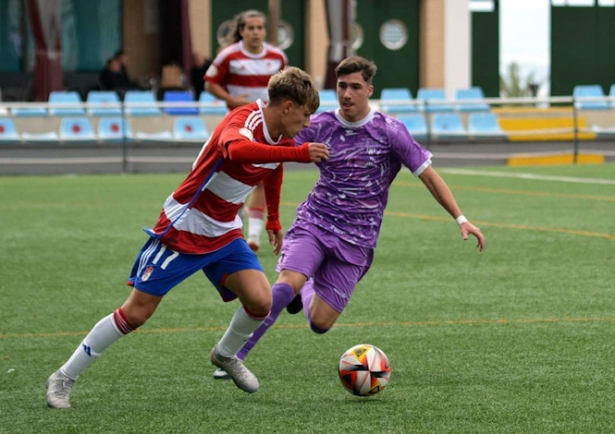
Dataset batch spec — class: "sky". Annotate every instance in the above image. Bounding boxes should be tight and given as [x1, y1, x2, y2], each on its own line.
[499, 0, 550, 89]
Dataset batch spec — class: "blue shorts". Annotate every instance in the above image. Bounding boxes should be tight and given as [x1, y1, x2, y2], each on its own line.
[127, 237, 263, 301]
[276, 225, 373, 313]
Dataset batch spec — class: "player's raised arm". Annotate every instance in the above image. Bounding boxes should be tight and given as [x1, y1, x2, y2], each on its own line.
[226, 140, 328, 163]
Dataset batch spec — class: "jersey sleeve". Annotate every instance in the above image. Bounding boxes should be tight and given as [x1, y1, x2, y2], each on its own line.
[217, 107, 311, 163]
[204, 52, 230, 88]
[263, 165, 283, 231]
[388, 117, 433, 176]
[294, 123, 317, 146]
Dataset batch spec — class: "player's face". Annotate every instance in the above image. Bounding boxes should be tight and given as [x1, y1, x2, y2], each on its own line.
[336, 72, 374, 122]
[280, 101, 312, 138]
[240, 17, 266, 53]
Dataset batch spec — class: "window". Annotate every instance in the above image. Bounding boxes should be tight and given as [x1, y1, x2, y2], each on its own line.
[379, 20, 408, 51]
[470, 0, 496, 12]
[552, 0, 597, 5]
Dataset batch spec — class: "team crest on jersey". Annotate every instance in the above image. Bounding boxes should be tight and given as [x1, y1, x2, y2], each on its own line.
[239, 128, 254, 141]
[141, 266, 154, 282]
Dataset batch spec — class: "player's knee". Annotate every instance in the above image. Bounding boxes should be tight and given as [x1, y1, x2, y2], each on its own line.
[243, 288, 272, 317]
[276, 271, 306, 294]
[309, 321, 330, 334]
[309, 313, 334, 334]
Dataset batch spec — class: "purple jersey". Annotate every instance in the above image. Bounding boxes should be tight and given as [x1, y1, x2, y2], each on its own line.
[293, 108, 432, 248]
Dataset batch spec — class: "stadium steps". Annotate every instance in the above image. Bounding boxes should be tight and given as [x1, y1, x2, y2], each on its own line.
[493, 108, 596, 141]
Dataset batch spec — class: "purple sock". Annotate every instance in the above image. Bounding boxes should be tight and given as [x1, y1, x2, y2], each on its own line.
[237, 282, 295, 360]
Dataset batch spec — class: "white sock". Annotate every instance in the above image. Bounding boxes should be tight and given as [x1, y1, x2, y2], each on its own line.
[217, 307, 266, 358]
[60, 311, 128, 380]
[247, 217, 264, 240]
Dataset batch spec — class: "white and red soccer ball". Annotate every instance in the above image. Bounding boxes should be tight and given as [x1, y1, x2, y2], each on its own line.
[338, 344, 391, 396]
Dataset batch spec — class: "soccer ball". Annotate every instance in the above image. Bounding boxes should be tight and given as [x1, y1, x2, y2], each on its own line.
[338, 344, 391, 396]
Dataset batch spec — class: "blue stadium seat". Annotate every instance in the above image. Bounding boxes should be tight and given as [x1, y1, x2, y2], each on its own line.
[124, 90, 161, 116]
[199, 92, 228, 115]
[49, 91, 85, 116]
[380, 88, 417, 114]
[455, 87, 490, 112]
[20, 131, 59, 143]
[11, 105, 48, 117]
[59, 117, 97, 142]
[417, 88, 454, 113]
[97, 117, 133, 142]
[163, 90, 198, 115]
[609, 84, 615, 108]
[431, 113, 467, 139]
[86, 91, 122, 116]
[173, 116, 210, 142]
[573, 85, 609, 110]
[397, 114, 428, 140]
[468, 112, 504, 139]
[316, 89, 338, 113]
[0, 118, 20, 143]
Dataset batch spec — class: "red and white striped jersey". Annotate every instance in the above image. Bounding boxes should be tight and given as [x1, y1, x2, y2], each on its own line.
[146, 100, 294, 254]
[205, 40, 287, 107]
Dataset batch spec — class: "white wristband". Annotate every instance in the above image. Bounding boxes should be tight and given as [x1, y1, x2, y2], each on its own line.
[455, 215, 468, 225]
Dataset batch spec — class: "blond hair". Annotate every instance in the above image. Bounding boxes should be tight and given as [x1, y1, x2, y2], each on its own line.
[268, 67, 320, 113]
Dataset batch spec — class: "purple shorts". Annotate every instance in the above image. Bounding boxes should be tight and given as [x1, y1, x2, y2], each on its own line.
[276, 224, 373, 312]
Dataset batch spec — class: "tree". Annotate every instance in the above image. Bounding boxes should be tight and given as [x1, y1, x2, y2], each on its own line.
[500, 61, 540, 98]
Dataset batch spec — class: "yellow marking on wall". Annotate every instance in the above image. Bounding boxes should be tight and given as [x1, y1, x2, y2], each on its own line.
[499, 117, 596, 141]
[507, 153, 604, 166]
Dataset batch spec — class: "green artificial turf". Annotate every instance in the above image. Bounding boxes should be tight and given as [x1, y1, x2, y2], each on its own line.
[1, 163, 614, 433]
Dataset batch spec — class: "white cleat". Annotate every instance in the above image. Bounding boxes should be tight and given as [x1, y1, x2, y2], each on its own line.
[212, 368, 231, 380]
[46, 370, 75, 409]
[210, 345, 259, 393]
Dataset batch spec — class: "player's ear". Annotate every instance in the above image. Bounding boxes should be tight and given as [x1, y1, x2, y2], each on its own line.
[282, 100, 293, 114]
[367, 85, 374, 98]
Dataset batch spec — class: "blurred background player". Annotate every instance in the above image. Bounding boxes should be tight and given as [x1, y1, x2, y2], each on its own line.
[213, 56, 485, 380]
[45, 67, 329, 408]
[190, 51, 212, 101]
[205, 9, 288, 252]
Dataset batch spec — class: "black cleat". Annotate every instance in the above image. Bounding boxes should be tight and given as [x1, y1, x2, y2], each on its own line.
[285, 294, 303, 314]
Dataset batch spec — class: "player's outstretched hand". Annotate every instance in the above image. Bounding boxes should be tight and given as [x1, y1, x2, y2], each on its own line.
[267, 229, 284, 255]
[307, 142, 329, 163]
[460, 221, 485, 252]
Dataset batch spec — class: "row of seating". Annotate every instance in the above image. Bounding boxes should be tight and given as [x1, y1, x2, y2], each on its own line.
[5, 87, 489, 118]
[399, 112, 504, 139]
[8, 90, 229, 117]
[0, 116, 210, 144]
[7, 85, 615, 118]
[572, 84, 615, 110]
[0, 112, 505, 144]
[376, 86, 490, 114]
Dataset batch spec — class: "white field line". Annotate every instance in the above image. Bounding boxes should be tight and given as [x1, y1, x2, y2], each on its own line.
[441, 168, 615, 185]
[433, 149, 615, 159]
